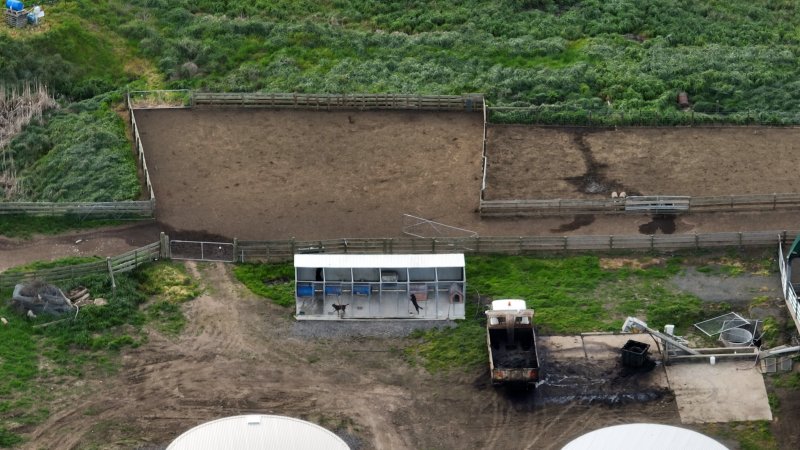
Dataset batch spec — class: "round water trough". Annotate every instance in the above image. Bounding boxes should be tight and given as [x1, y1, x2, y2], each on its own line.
[720, 327, 753, 347]
[167, 415, 349, 450]
[563, 423, 728, 450]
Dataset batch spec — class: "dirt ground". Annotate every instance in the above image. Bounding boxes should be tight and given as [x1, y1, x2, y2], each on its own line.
[131, 109, 800, 239]
[0, 222, 161, 272]
[485, 126, 800, 200]
[20, 263, 685, 450]
[134, 109, 483, 240]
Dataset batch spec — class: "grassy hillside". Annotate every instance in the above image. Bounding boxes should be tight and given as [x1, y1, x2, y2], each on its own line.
[2, 0, 800, 205]
[121, 0, 800, 113]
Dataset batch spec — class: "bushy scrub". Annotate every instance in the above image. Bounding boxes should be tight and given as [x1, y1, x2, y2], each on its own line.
[4, 94, 140, 202]
[112, 0, 800, 116]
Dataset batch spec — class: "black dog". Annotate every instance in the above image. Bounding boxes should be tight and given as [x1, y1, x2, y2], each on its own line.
[410, 294, 423, 314]
[332, 303, 349, 317]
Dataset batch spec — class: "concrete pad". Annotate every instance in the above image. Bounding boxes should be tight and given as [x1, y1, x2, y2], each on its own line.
[666, 362, 772, 423]
[539, 336, 585, 359]
[582, 333, 663, 361]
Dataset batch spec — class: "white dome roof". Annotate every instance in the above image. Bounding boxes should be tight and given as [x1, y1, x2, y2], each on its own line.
[167, 415, 350, 450]
[563, 423, 727, 450]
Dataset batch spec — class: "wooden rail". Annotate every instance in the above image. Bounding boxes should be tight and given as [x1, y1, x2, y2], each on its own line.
[480, 193, 800, 217]
[0, 242, 160, 288]
[234, 230, 794, 263]
[129, 103, 156, 201]
[192, 92, 484, 111]
[0, 200, 153, 217]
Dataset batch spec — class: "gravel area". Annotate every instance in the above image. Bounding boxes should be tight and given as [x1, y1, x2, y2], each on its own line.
[291, 320, 457, 339]
[669, 267, 781, 304]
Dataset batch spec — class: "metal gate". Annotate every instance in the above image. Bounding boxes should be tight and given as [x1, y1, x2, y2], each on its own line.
[170, 240, 235, 262]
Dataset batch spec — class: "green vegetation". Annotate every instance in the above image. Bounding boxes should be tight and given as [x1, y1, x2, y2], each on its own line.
[2, 94, 140, 203]
[0, 215, 123, 239]
[3, 256, 101, 273]
[4, 0, 800, 204]
[406, 254, 717, 371]
[116, 0, 800, 116]
[137, 262, 201, 336]
[0, 258, 194, 444]
[773, 372, 800, 389]
[704, 421, 778, 450]
[233, 263, 295, 307]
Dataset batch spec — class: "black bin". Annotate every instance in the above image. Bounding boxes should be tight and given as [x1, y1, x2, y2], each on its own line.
[621, 340, 650, 368]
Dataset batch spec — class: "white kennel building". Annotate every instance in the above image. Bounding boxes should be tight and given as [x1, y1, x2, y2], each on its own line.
[294, 254, 466, 320]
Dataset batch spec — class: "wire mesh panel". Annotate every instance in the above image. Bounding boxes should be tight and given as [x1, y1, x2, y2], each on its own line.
[170, 240, 234, 262]
[694, 312, 749, 337]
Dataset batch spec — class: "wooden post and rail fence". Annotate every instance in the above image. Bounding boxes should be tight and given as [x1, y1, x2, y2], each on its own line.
[2, 230, 798, 288]
[479, 193, 800, 217]
[3, 231, 799, 338]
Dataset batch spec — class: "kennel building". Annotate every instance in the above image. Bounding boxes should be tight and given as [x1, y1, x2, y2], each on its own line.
[294, 254, 466, 320]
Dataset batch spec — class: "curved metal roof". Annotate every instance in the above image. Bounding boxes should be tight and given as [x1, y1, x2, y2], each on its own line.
[563, 423, 727, 450]
[167, 415, 350, 450]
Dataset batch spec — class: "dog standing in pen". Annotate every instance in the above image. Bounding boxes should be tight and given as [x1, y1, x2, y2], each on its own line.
[409, 294, 423, 314]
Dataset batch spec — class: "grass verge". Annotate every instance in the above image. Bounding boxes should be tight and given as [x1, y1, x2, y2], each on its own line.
[0, 215, 125, 239]
[136, 262, 201, 336]
[407, 254, 729, 372]
[233, 263, 294, 307]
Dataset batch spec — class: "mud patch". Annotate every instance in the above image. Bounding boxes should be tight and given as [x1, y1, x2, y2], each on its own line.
[551, 215, 595, 232]
[638, 214, 676, 234]
[599, 257, 663, 270]
[565, 132, 637, 196]
[535, 359, 670, 406]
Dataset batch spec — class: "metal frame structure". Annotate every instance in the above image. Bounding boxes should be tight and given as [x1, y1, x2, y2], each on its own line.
[294, 253, 466, 320]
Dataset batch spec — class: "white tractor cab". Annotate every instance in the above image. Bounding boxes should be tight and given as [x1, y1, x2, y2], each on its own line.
[488, 299, 531, 324]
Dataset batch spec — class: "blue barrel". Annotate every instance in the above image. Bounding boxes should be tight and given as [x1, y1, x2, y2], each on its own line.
[6, 0, 24, 11]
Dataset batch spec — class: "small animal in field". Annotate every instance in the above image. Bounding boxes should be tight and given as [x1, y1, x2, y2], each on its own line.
[332, 303, 349, 317]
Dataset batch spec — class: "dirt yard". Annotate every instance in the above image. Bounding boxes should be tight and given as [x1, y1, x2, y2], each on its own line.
[21, 263, 687, 450]
[131, 109, 800, 239]
[485, 126, 800, 200]
[135, 109, 483, 240]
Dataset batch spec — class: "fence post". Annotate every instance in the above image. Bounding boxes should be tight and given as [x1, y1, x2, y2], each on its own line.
[431, 239, 436, 253]
[563, 236, 568, 250]
[782, 230, 787, 245]
[738, 232, 743, 248]
[695, 233, 700, 250]
[107, 257, 116, 292]
[650, 234, 654, 250]
[609, 235, 613, 250]
[232, 238, 239, 262]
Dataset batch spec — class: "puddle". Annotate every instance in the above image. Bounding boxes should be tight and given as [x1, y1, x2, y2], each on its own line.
[638, 214, 676, 234]
[551, 215, 595, 232]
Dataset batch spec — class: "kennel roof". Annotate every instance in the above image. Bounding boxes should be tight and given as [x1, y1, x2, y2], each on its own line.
[294, 253, 465, 269]
[167, 415, 349, 450]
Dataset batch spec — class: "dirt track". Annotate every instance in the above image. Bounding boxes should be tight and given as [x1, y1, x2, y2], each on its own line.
[22, 263, 681, 449]
[135, 109, 483, 240]
[486, 125, 800, 200]
[131, 109, 800, 240]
